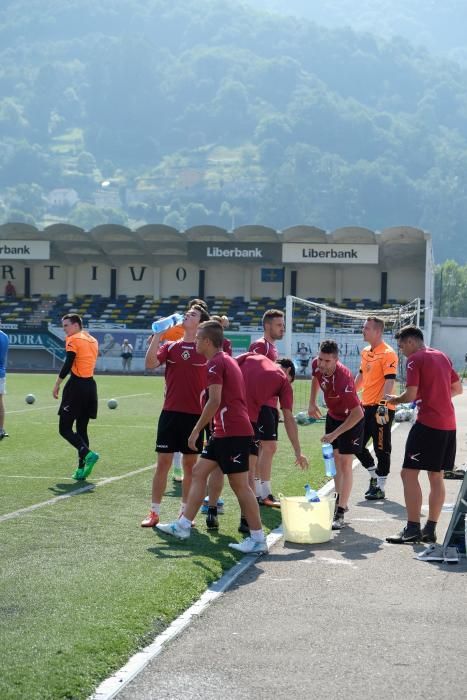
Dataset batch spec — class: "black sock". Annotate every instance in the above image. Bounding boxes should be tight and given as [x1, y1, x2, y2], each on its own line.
[423, 520, 437, 534]
[207, 506, 217, 515]
[337, 506, 345, 516]
[407, 520, 421, 532]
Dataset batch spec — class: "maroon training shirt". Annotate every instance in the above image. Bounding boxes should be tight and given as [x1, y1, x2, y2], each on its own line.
[206, 351, 253, 437]
[157, 340, 207, 414]
[236, 353, 293, 422]
[312, 357, 361, 421]
[406, 347, 459, 430]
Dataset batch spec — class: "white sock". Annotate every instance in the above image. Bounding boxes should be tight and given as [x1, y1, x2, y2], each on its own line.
[151, 503, 161, 514]
[261, 481, 272, 498]
[368, 467, 376, 477]
[376, 476, 387, 490]
[173, 452, 181, 468]
[180, 502, 186, 513]
[250, 529, 265, 542]
[254, 479, 262, 498]
[179, 515, 192, 529]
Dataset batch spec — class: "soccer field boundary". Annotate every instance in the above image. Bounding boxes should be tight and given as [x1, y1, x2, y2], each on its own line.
[0, 463, 154, 523]
[90, 422, 402, 700]
[90, 526, 284, 700]
[8, 392, 152, 414]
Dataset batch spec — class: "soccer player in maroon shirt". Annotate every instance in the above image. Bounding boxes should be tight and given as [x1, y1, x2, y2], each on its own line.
[235, 352, 309, 533]
[156, 321, 268, 554]
[248, 308, 285, 507]
[141, 304, 210, 528]
[385, 325, 463, 545]
[308, 339, 364, 529]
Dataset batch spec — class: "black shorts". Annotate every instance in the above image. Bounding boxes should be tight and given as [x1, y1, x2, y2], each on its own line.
[256, 405, 279, 442]
[201, 436, 251, 474]
[403, 422, 456, 472]
[156, 410, 203, 454]
[250, 422, 260, 456]
[326, 414, 364, 455]
[58, 374, 98, 420]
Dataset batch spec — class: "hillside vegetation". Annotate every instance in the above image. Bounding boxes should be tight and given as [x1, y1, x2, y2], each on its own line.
[1, 0, 467, 260]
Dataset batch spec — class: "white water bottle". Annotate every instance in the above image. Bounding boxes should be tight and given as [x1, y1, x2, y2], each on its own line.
[304, 483, 320, 502]
[151, 312, 184, 333]
[322, 442, 336, 477]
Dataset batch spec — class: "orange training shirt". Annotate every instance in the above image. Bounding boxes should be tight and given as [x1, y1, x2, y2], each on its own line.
[66, 331, 98, 378]
[359, 341, 398, 407]
[160, 325, 184, 342]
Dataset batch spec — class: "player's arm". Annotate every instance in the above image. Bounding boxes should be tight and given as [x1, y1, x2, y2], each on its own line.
[385, 385, 417, 404]
[53, 351, 76, 399]
[145, 332, 163, 370]
[451, 379, 463, 397]
[282, 408, 309, 470]
[321, 404, 364, 444]
[354, 370, 363, 392]
[308, 376, 322, 419]
[383, 376, 396, 396]
[188, 384, 221, 451]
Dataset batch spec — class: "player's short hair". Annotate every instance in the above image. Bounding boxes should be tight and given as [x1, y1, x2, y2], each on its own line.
[395, 325, 424, 342]
[319, 339, 339, 356]
[262, 309, 284, 327]
[188, 298, 209, 312]
[211, 314, 229, 328]
[277, 357, 295, 382]
[366, 316, 385, 332]
[61, 313, 83, 328]
[190, 304, 210, 323]
[198, 320, 223, 348]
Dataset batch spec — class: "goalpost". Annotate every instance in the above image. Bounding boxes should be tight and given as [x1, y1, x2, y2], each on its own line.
[285, 295, 422, 412]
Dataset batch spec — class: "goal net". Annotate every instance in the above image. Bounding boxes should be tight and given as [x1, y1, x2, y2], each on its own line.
[284, 295, 422, 412]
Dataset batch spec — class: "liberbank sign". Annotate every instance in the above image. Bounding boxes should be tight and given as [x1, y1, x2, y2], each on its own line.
[188, 242, 281, 263]
[282, 243, 379, 264]
[0, 240, 50, 260]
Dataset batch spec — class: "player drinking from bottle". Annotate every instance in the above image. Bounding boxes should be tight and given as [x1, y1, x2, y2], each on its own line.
[156, 320, 268, 554]
[141, 304, 210, 528]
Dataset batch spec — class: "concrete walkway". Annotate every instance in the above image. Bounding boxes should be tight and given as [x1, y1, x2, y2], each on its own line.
[117, 394, 467, 700]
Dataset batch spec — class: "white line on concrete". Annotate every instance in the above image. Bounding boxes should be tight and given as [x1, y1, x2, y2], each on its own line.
[89, 422, 402, 699]
[0, 464, 154, 523]
[90, 528, 283, 700]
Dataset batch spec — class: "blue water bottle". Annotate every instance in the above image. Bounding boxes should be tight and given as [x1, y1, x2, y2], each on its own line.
[151, 312, 184, 333]
[304, 483, 320, 502]
[322, 442, 336, 477]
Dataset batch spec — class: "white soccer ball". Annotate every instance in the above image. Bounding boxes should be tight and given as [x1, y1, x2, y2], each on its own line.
[295, 411, 309, 425]
[107, 398, 118, 409]
[25, 394, 36, 404]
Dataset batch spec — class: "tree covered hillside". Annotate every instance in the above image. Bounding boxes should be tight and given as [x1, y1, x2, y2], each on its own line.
[250, 0, 467, 65]
[1, 0, 467, 261]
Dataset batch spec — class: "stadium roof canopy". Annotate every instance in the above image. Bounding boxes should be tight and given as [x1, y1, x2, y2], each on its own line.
[0, 222, 430, 268]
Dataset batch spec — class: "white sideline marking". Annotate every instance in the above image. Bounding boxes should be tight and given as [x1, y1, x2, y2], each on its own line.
[8, 393, 152, 414]
[0, 465, 154, 523]
[89, 423, 402, 699]
[90, 527, 283, 700]
[2, 475, 108, 480]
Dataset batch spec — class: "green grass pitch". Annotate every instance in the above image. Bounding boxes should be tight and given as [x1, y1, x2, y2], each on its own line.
[0, 373, 324, 699]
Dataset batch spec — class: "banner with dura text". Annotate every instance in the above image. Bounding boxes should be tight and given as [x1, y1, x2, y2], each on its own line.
[0, 241, 50, 260]
[282, 244, 379, 264]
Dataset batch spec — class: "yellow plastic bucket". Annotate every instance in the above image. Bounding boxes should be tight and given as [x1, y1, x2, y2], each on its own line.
[279, 493, 336, 544]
